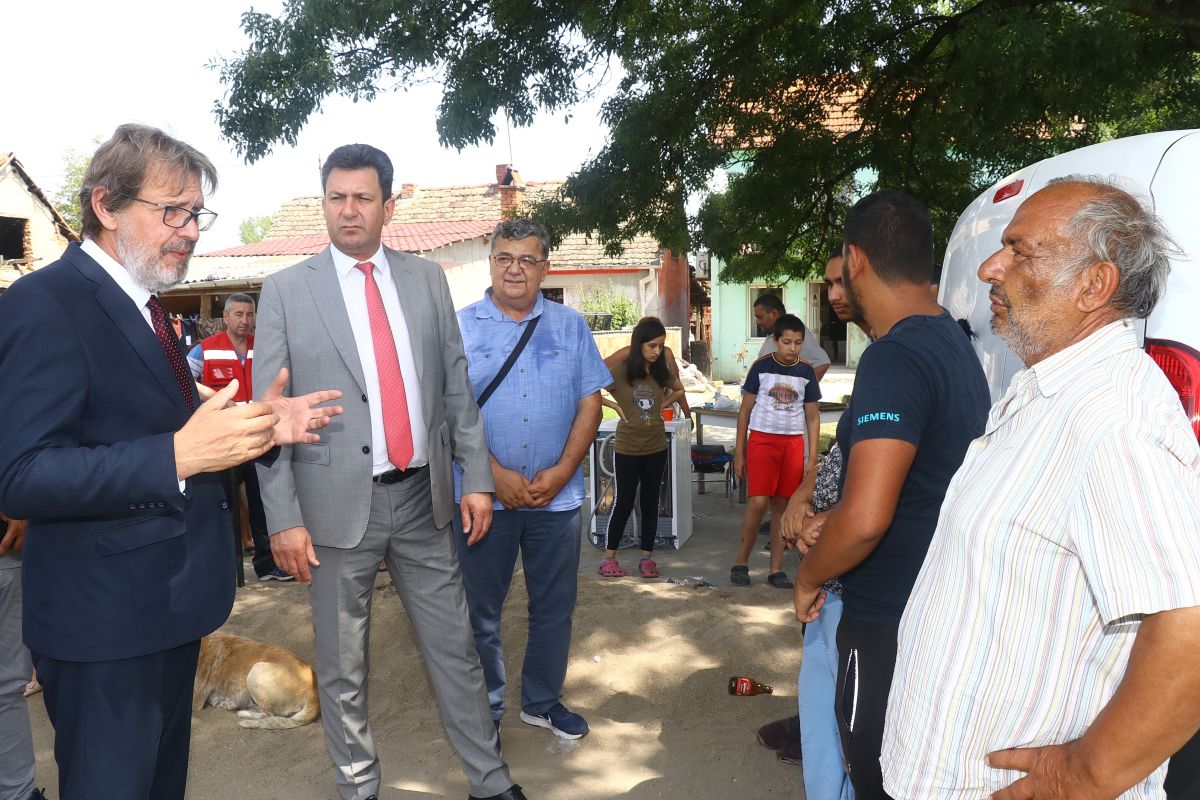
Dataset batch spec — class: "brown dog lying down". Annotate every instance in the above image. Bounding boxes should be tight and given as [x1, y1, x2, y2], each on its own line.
[193, 631, 320, 729]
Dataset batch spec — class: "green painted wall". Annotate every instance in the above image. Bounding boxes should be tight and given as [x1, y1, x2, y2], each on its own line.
[709, 255, 869, 382]
[710, 255, 812, 383]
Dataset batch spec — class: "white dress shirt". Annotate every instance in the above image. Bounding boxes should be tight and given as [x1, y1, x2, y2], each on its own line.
[82, 238, 187, 491]
[331, 244, 429, 473]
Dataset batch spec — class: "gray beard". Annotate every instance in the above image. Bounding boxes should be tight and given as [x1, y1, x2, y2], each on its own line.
[116, 228, 191, 294]
[990, 295, 1054, 366]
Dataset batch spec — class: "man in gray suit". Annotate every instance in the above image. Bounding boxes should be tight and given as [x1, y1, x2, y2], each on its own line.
[254, 144, 525, 800]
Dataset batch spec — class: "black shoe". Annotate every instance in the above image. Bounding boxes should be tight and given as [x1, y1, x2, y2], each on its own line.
[469, 784, 527, 800]
[30, 790, 49, 800]
[777, 738, 803, 764]
[730, 564, 750, 586]
[767, 571, 794, 589]
[756, 714, 801, 751]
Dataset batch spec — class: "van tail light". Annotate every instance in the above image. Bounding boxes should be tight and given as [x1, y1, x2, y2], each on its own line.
[1146, 339, 1200, 442]
[993, 179, 1024, 203]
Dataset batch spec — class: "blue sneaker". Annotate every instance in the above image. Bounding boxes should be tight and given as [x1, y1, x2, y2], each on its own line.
[258, 567, 295, 582]
[520, 703, 589, 739]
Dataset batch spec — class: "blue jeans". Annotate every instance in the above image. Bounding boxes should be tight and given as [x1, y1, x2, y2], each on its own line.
[453, 508, 581, 719]
[800, 592, 855, 800]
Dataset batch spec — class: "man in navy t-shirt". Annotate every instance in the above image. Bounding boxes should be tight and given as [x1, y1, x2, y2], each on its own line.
[791, 191, 989, 800]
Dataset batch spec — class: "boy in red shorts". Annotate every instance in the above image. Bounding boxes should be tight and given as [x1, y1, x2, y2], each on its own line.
[731, 314, 821, 588]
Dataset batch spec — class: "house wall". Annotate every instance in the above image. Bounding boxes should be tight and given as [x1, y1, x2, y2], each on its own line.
[431, 239, 656, 319]
[542, 272, 644, 317]
[710, 256, 814, 383]
[656, 250, 691, 350]
[0, 162, 70, 266]
[709, 255, 870, 381]
[430, 238, 493, 310]
[592, 327, 682, 361]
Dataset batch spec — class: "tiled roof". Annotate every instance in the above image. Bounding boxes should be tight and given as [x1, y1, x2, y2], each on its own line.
[203, 234, 330, 258]
[181, 255, 301, 284]
[257, 176, 662, 270]
[550, 232, 661, 269]
[714, 83, 865, 148]
[264, 181, 566, 239]
[201, 220, 497, 258]
[396, 181, 565, 224]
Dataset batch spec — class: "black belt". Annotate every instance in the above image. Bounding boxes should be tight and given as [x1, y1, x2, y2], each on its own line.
[372, 464, 427, 485]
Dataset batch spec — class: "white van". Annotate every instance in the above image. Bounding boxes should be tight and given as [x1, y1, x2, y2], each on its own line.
[939, 130, 1200, 442]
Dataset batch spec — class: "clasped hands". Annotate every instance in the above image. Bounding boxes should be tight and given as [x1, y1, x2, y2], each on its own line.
[492, 462, 570, 511]
[175, 367, 344, 479]
[780, 491, 829, 623]
[779, 492, 826, 555]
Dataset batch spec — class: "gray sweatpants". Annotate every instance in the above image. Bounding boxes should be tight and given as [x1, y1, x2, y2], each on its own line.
[0, 559, 34, 800]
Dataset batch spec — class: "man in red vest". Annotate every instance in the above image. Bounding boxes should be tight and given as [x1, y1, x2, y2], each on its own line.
[189, 294, 292, 581]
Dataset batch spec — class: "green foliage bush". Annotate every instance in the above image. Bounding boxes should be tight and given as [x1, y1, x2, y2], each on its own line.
[578, 281, 639, 330]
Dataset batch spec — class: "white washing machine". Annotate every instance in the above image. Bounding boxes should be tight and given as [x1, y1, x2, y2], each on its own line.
[587, 418, 693, 550]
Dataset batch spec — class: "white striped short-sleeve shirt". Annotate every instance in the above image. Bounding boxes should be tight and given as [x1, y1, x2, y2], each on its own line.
[881, 320, 1200, 800]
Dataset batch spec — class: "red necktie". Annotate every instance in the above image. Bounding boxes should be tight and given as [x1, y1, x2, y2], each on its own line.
[146, 295, 195, 411]
[355, 262, 414, 469]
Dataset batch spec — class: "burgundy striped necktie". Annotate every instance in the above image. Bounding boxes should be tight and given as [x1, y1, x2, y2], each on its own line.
[147, 295, 195, 411]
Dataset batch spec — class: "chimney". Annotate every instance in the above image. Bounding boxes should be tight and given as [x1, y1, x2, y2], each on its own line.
[496, 164, 524, 216]
[399, 183, 415, 200]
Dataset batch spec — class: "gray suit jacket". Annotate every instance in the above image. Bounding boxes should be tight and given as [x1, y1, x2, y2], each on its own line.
[253, 246, 493, 547]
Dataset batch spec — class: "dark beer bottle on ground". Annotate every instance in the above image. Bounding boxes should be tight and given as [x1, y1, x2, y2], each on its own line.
[728, 676, 773, 696]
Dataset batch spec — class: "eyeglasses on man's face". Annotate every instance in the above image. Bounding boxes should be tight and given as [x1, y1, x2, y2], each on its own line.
[120, 194, 219, 232]
[491, 254, 546, 270]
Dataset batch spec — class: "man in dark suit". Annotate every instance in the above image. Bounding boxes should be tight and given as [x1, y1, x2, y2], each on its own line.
[0, 124, 342, 800]
[255, 144, 524, 800]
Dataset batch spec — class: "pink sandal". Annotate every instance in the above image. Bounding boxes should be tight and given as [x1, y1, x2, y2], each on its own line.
[598, 558, 627, 578]
[638, 558, 660, 578]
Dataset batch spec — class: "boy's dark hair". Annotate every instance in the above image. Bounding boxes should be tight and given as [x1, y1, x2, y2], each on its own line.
[773, 313, 806, 340]
[843, 190, 934, 286]
[626, 316, 672, 387]
[753, 293, 786, 314]
[321, 144, 394, 199]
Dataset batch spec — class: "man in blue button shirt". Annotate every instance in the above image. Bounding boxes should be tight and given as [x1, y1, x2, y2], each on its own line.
[454, 219, 610, 745]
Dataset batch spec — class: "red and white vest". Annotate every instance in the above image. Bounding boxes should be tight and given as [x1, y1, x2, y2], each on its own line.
[199, 330, 253, 403]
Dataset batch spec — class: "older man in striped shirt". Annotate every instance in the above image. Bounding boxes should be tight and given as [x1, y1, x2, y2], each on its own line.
[882, 178, 1200, 800]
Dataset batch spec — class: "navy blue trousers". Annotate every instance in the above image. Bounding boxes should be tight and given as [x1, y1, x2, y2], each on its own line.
[32, 639, 200, 800]
[454, 508, 581, 719]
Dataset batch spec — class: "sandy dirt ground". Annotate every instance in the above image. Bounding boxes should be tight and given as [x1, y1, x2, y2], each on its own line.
[28, 561, 807, 799]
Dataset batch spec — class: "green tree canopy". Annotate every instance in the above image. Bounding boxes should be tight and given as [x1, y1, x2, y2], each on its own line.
[50, 142, 96, 237]
[239, 215, 272, 244]
[215, 0, 1200, 281]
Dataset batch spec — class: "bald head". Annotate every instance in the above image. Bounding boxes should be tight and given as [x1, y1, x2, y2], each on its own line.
[1044, 176, 1174, 319]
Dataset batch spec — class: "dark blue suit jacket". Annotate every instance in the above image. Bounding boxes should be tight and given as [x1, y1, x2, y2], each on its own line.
[0, 243, 234, 662]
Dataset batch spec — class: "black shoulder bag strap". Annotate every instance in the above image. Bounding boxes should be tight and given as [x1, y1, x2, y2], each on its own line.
[477, 314, 542, 408]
